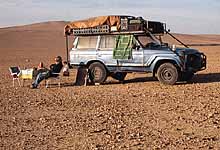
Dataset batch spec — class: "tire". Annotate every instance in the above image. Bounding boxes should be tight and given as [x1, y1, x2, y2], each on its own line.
[88, 62, 107, 84]
[179, 71, 194, 81]
[157, 63, 179, 85]
[111, 72, 127, 81]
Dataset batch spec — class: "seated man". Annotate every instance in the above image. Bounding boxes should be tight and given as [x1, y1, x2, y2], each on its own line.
[31, 56, 63, 89]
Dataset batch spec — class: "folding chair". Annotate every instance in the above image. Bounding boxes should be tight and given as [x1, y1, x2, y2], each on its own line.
[45, 73, 61, 88]
[9, 67, 21, 87]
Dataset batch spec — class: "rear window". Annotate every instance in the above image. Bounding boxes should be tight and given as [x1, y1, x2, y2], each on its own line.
[77, 36, 98, 49]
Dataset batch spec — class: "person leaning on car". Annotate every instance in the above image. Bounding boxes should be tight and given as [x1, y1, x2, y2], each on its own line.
[31, 56, 63, 89]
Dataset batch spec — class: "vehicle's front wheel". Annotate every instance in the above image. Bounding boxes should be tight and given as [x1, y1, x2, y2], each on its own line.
[157, 63, 179, 85]
[88, 62, 107, 84]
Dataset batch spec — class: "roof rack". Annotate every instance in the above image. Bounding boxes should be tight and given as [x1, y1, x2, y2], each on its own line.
[64, 16, 166, 36]
[72, 25, 110, 35]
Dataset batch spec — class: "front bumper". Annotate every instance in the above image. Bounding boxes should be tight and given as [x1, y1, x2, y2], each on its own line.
[200, 53, 207, 70]
[184, 52, 207, 72]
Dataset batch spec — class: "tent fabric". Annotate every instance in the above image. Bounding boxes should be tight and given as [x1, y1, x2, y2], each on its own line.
[65, 16, 120, 35]
[113, 35, 134, 60]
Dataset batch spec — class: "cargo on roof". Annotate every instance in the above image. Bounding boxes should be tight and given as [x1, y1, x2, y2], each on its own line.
[64, 15, 165, 36]
[65, 16, 120, 30]
[64, 16, 121, 35]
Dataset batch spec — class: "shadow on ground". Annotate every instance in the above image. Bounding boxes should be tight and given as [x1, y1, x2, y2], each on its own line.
[191, 73, 220, 84]
[106, 73, 220, 85]
[44, 73, 220, 88]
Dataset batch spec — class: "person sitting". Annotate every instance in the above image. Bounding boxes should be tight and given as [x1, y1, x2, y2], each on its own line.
[31, 56, 63, 89]
[62, 61, 69, 76]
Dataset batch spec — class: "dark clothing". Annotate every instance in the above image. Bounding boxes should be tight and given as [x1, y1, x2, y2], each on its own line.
[49, 63, 63, 77]
[32, 62, 63, 88]
[32, 72, 48, 87]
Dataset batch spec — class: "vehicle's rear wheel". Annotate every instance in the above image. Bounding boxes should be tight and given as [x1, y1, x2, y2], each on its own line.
[179, 71, 194, 81]
[88, 62, 107, 84]
[111, 72, 127, 81]
[157, 63, 178, 85]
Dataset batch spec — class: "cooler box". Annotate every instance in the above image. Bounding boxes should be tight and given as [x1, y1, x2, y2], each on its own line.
[20, 69, 33, 79]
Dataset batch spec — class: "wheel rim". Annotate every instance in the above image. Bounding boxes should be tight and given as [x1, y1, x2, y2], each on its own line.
[91, 67, 102, 81]
[162, 68, 173, 81]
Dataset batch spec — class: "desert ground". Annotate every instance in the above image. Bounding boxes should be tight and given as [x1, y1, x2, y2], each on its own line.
[1, 22, 220, 149]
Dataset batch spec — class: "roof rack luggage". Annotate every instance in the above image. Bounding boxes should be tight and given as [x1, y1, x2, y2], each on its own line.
[64, 16, 165, 36]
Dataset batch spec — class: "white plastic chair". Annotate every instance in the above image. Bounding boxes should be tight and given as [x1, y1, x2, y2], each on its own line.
[9, 67, 21, 87]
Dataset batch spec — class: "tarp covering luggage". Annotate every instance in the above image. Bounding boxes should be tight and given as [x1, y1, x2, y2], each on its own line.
[64, 15, 165, 36]
[65, 16, 120, 35]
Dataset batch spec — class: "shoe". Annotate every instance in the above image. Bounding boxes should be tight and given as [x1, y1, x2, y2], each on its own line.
[31, 84, 37, 89]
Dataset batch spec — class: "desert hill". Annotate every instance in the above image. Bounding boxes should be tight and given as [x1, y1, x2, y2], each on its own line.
[1, 21, 220, 51]
[0, 21, 69, 51]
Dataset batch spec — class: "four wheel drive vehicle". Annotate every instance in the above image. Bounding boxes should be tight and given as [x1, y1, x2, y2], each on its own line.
[64, 15, 206, 85]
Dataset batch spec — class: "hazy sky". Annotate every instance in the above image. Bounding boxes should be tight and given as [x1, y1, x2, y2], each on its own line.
[0, 0, 219, 34]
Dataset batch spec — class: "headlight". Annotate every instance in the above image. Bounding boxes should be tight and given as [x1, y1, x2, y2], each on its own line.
[178, 51, 185, 59]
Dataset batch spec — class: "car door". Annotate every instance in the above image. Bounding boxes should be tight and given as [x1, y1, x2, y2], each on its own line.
[118, 37, 144, 67]
[96, 35, 117, 66]
[97, 35, 144, 69]
[137, 35, 160, 67]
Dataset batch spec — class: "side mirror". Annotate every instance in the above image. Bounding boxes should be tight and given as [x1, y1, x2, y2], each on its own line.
[172, 45, 176, 51]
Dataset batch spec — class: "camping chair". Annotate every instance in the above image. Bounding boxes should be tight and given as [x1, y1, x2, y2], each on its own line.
[45, 65, 72, 88]
[9, 67, 21, 87]
[45, 73, 62, 88]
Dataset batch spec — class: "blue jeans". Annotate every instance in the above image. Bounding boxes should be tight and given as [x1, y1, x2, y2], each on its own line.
[32, 72, 48, 87]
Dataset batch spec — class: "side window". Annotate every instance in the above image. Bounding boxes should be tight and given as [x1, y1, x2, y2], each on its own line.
[132, 37, 141, 51]
[77, 36, 98, 49]
[137, 36, 158, 49]
[99, 35, 116, 50]
[138, 36, 154, 47]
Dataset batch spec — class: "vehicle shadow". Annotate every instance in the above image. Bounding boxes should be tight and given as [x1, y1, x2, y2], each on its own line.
[105, 73, 220, 85]
[124, 76, 158, 84]
[104, 76, 157, 85]
[48, 73, 220, 87]
[189, 73, 220, 84]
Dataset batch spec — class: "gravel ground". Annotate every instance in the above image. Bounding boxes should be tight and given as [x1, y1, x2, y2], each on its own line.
[1, 25, 220, 149]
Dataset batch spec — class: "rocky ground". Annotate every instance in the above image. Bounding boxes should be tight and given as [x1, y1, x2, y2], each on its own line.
[1, 23, 220, 149]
